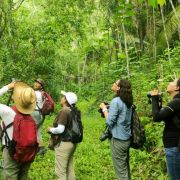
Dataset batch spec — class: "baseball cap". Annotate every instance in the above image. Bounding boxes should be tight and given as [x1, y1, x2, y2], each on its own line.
[61, 91, 78, 105]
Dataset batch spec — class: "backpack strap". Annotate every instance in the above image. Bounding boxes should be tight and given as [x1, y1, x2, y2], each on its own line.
[0, 106, 16, 148]
[3, 106, 20, 145]
[131, 104, 136, 124]
[1, 106, 20, 148]
[131, 104, 138, 137]
[2, 121, 13, 147]
[36, 102, 42, 113]
[132, 104, 136, 111]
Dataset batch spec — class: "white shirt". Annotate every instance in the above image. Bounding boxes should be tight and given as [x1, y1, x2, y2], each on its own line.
[0, 86, 16, 145]
[50, 125, 65, 134]
[35, 90, 44, 110]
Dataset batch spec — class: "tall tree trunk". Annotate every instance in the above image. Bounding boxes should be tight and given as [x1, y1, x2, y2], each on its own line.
[122, 22, 130, 79]
[117, 28, 122, 53]
[112, 28, 119, 62]
[77, 62, 81, 92]
[160, 6, 171, 63]
[136, 3, 146, 52]
[59, 61, 65, 90]
[108, 27, 113, 62]
[153, 8, 157, 61]
[82, 55, 87, 83]
[169, 0, 180, 39]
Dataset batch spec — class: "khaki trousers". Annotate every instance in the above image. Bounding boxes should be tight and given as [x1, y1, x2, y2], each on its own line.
[3, 147, 31, 180]
[55, 141, 76, 180]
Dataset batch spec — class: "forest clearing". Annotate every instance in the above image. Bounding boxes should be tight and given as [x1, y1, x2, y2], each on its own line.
[0, 0, 180, 179]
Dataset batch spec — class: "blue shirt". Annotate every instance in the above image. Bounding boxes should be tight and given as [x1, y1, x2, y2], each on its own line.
[106, 97, 132, 140]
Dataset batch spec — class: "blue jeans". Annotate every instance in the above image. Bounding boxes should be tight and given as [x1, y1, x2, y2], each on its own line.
[165, 147, 180, 180]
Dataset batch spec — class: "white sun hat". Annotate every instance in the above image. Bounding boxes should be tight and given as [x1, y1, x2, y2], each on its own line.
[61, 91, 78, 105]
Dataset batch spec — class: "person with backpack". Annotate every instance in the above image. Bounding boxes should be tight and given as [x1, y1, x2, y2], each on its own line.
[32, 79, 54, 155]
[47, 91, 81, 180]
[0, 81, 38, 179]
[99, 79, 133, 180]
[150, 78, 180, 180]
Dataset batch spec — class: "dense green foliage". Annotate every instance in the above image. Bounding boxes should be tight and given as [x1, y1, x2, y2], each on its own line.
[0, 0, 180, 179]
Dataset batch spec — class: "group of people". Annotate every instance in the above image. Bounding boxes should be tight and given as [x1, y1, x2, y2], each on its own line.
[0, 79, 80, 180]
[99, 78, 180, 180]
[0, 77, 179, 180]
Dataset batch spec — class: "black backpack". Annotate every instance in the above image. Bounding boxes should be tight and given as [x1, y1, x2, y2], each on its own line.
[68, 108, 83, 144]
[130, 105, 146, 149]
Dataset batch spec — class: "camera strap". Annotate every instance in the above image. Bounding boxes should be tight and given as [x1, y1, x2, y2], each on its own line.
[166, 106, 174, 112]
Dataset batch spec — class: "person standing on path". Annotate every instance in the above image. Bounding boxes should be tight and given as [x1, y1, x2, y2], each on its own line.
[0, 81, 37, 179]
[47, 91, 80, 180]
[150, 78, 180, 180]
[31, 79, 46, 155]
[99, 79, 133, 180]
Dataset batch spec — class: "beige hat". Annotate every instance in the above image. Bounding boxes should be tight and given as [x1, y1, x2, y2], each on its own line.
[13, 82, 36, 114]
[35, 78, 44, 87]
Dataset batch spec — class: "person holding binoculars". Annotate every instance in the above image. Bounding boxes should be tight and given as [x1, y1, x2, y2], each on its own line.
[150, 78, 180, 180]
[100, 79, 133, 180]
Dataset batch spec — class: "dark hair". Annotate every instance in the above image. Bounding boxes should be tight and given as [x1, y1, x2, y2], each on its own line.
[116, 79, 133, 108]
[70, 105, 81, 119]
[66, 101, 80, 114]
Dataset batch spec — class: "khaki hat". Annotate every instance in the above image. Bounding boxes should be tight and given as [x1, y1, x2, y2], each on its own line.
[13, 82, 36, 114]
[35, 79, 44, 87]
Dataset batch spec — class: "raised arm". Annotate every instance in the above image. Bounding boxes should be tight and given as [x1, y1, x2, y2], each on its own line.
[152, 96, 180, 122]
[0, 82, 15, 97]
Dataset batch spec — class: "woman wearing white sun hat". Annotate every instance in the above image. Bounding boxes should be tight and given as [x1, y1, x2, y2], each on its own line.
[47, 91, 80, 180]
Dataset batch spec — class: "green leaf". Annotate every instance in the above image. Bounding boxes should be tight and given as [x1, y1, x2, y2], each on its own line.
[118, 53, 126, 59]
[148, 0, 157, 8]
[157, 0, 166, 6]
